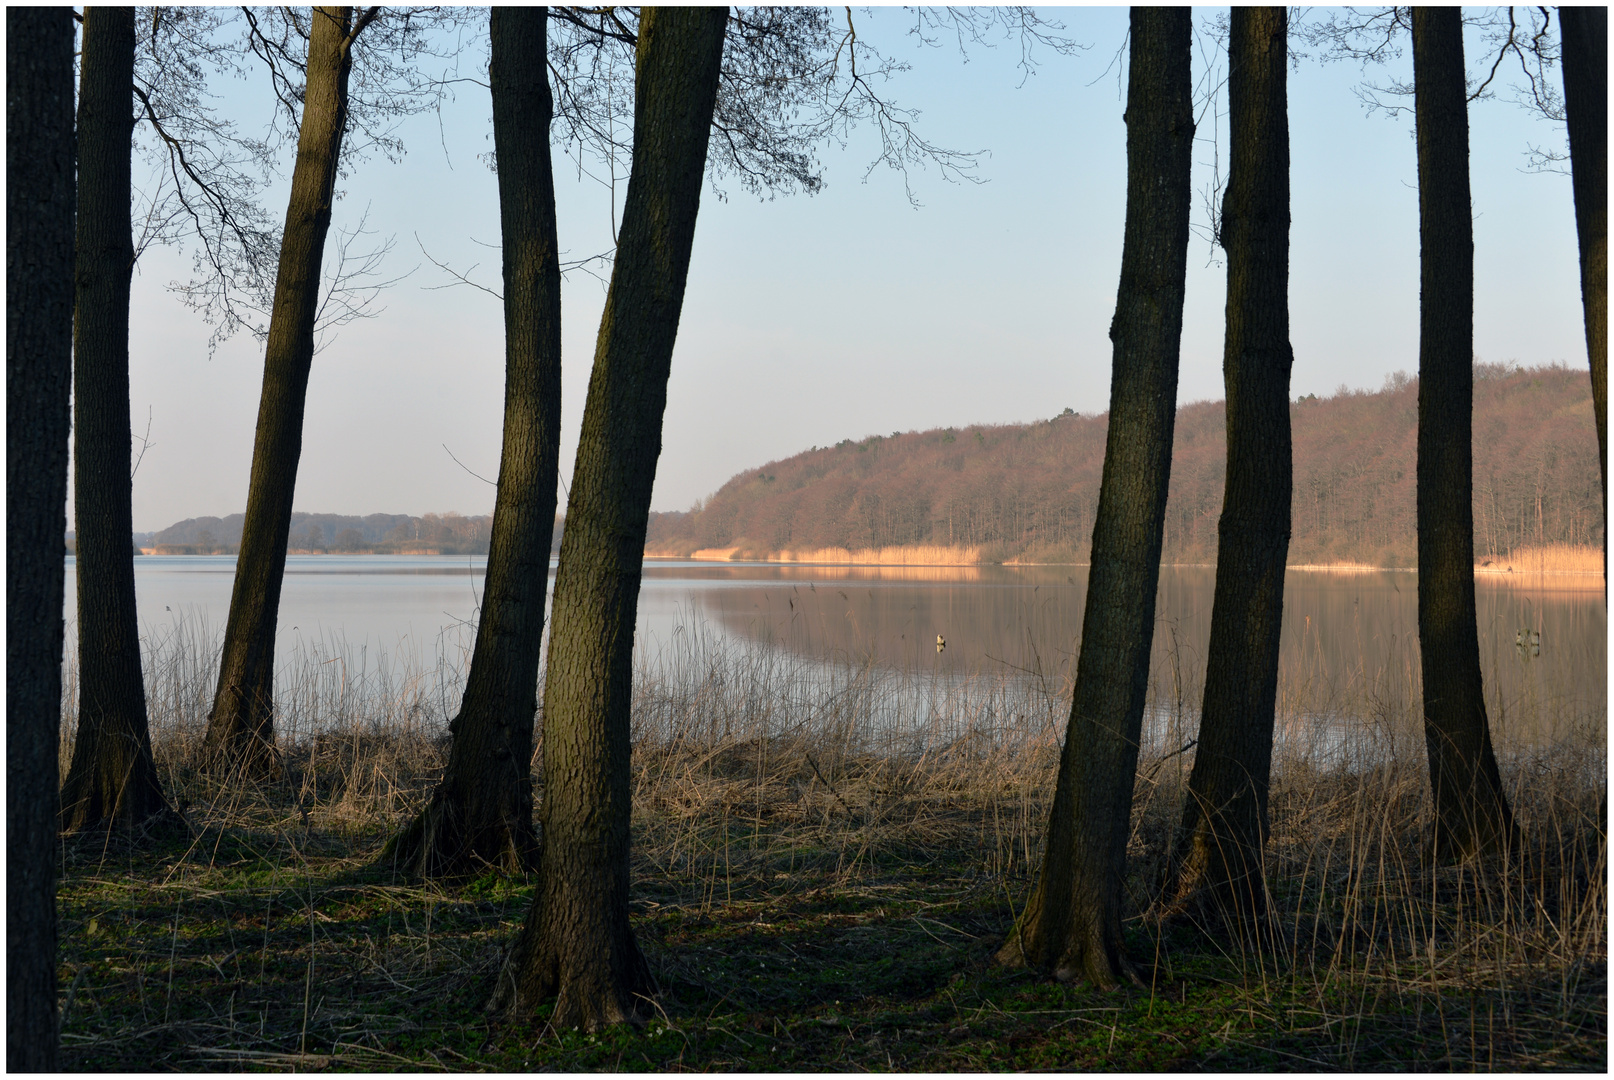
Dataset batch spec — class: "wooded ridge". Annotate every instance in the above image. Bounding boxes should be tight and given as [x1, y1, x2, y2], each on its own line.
[645, 363, 1601, 567]
[139, 511, 496, 555]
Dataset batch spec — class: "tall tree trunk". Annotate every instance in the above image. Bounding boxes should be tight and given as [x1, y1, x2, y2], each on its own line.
[61, 6, 173, 836]
[1163, 6, 1291, 939]
[1412, 8, 1513, 862]
[487, 5, 728, 1030]
[996, 7, 1194, 989]
[1559, 6, 1607, 592]
[203, 7, 368, 775]
[383, 5, 561, 879]
[6, 7, 76, 1069]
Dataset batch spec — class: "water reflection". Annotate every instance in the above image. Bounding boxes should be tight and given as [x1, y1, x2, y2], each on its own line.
[640, 561, 1606, 761]
[74, 556, 1603, 767]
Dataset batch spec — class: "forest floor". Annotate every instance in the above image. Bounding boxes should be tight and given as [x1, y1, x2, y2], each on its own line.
[55, 725, 1606, 1073]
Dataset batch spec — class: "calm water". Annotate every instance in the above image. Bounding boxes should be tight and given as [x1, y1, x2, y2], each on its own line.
[64, 556, 1605, 751]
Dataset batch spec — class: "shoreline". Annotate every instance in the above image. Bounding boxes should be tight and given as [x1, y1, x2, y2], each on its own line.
[115, 547, 1605, 580]
[644, 551, 1604, 577]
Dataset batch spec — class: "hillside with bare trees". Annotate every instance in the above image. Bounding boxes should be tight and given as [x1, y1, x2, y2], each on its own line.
[646, 363, 1601, 567]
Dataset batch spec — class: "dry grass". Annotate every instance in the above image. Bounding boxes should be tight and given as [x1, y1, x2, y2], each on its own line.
[1478, 544, 1606, 580]
[666, 543, 984, 566]
[52, 615, 1605, 1070]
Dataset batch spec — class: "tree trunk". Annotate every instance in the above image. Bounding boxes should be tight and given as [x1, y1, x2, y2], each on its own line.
[61, 6, 174, 836]
[6, 7, 76, 1069]
[1411, 8, 1513, 862]
[487, 5, 728, 1030]
[1163, 7, 1291, 939]
[203, 8, 365, 776]
[996, 7, 1194, 989]
[1559, 6, 1607, 592]
[383, 6, 561, 879]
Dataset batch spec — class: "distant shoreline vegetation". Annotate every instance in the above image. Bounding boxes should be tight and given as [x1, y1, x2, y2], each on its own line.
[645, 363, 1602, 572]
[641, 541, 1604, 581]
[94, 511, 567, 558]
[98, 364, 1600, 574]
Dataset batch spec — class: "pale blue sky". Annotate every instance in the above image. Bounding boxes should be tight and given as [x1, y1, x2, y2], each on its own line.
[112, 7, 1587, 533]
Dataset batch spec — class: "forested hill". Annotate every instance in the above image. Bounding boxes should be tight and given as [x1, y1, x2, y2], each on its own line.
[645, 364, 1602, 567]
[149, 511, 496, 555]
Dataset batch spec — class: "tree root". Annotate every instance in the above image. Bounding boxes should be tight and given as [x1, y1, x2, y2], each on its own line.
[996, 892, 1146, 991]
[486, 878, 654, 1032]
[380, 786, 537, 881]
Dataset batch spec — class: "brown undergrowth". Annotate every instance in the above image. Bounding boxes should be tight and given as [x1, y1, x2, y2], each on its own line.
[53, 620, 1605, 1070]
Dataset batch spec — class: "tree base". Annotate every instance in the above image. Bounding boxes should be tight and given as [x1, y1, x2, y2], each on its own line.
[61, 801, 188, 845]
[995, 887, 1146, 991]
[379, 791, 538, 880]
[1429, 813, 1521, 867]
[197, 729, 283, 783]
[486, 879, 654, 1032]
[59, 755, 176, 838]
[1153, 818, 1282, 956]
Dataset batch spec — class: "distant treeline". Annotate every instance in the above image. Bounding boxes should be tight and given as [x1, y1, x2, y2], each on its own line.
[645, 363, 1602, 567]
[139, 511, 566, 556]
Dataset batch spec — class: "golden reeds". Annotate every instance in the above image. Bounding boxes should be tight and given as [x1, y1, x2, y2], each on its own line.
[665, 543, 984, 566]
[1477, 543, 1605, 578]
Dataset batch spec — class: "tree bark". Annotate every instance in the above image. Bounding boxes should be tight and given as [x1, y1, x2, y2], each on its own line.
[383, 6, 562, 879]
[996, 7, 1194, 989]
[1559, 7, 1607, 593]
[1163, 6, 1291, 939]
[487, 5, 728, 1030]
[203, 7, 369, 776]
[7, 7, 76, 1069]
[1411, 7, 1514, 862]
[61, 6, 174, 836]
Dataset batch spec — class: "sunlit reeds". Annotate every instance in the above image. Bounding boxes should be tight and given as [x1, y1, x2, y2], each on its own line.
[1478, 543, 1605, 580]
[673, 543, 985, 566]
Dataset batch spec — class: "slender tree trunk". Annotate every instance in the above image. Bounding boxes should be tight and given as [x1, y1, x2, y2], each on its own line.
[996, 7, 1194, 989]
[487, 5, 728, 1029]
[1163, 7, 1291, 939]
[61, 6, 173, 836]
[1559, 6, 1607, 592]
[383, 5, 561, 879]
[1412, 8, 1513, 862]
[203, 8, 366, 775]
[7, 7, 76, 1069]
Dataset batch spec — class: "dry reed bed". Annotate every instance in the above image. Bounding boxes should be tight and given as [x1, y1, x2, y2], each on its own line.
[1477, 543, 1606, 576]
[54, 619, 1605, 1069]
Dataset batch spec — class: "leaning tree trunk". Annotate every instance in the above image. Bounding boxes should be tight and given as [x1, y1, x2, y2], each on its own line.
[996, 7, 1194, 989]
[1411, 8, 1514, 863]
[487, 5, 728, 1030]
[61, 5, 173, 835]
[1559, 6, 1607, 593]
[383, 5, 562, 879]
[6, 7, 76, 1069]
[1163, 6, 1291, 940]
[203, 7, 366, 776]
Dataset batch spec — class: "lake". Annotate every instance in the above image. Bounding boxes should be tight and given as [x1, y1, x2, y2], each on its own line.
[63, 555, 1604, 759]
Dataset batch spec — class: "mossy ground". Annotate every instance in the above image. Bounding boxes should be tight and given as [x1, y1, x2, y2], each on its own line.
[57, 768, 1605, 1073]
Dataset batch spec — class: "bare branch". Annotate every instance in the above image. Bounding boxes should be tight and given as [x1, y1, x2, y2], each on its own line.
[416, 232, 502, 301]
[130, 406, 155, 482]
[442, 443, 496, 487]
[312, 206, 416, 354]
